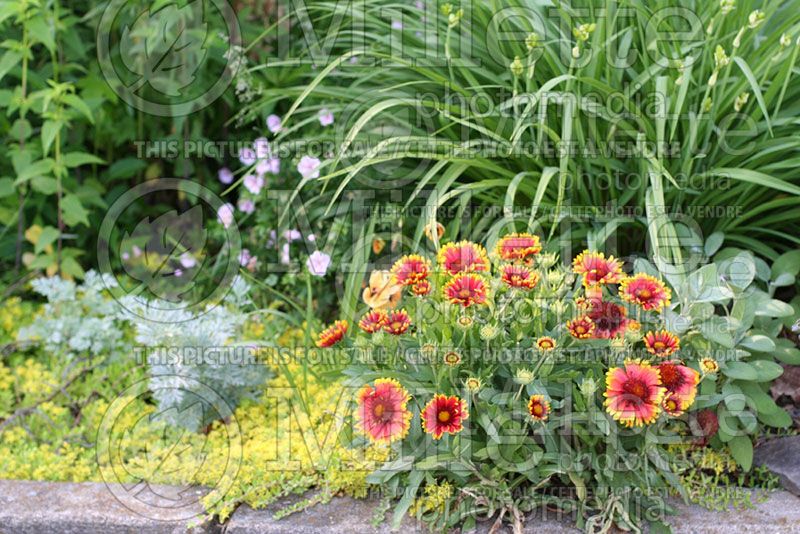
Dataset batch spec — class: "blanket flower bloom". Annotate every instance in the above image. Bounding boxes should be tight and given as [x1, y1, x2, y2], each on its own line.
[362, 270, 403, 311]
[443, 351, 462, 366]
[357, 378, 412, 443]
[604, 360, 665, 427]
[500, 264, 540, 290]
[586, 299, 629, 339]
[567, 315, 595, 339]
[443, 273, 488, 307]
[316, 320, 348, 348]
[421, 394, 468, 439]
[572, 251, 623, 287]
[620, 273, 672, 311]
[536, 336, 556, 351]
[644, 330, 680, 358]
[700, 357, 719, 374]
[495, 233, 542, 262]
[527, 394, 551, 421]
[359, 310, 387, 333]
[383, 309, 411, 335]
[411, 279, 432, 296]
[658, 362, 699, 412]
[391, 254, 431, 286]
[437, 241, 490, 275]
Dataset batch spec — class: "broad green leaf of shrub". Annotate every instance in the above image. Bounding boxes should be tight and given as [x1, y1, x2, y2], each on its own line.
[728, 436, 753, 471]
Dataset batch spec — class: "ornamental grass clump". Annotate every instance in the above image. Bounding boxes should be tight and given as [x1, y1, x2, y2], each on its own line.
[314, 233, 797, 532]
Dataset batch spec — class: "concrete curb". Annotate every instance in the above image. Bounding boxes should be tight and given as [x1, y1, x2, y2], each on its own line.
[0, 480, 799, 533]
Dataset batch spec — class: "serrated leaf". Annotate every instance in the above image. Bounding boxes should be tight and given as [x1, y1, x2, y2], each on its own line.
[30, 176, 58, 195]
[0, 177, 13, 197]
[61, 94, 94, 124]
[63, 152, 105, 168]
[41, 120, 61, 156]
[62, 194, 90, 227]
[14, 159, 54, 185]
[0, 50, 21, 82]
[34, 226, 59, 255]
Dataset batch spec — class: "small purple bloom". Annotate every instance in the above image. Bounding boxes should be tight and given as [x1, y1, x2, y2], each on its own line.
[239, 146, 256, 166]
[180, 252, 196, 268]
[254, 137, 271, 159]
[268, 157, 280, 174]
[297, 155, 321, 179]
[280, 243, 291, 265]
[243, 174, 264, 195]
[308, 233, 316, 242]
[266, 114, 282, 134]
[267, 229, 277, 247]
[306, 250, 332, 277]
[239, 248, 252, 267]
[218, 167, 234, 184]
[132, 245, 142, 257]
[391, 20, 403, 30]
[238, 198, 256, 214]
[174, 268, 183, 277]
[319, 108, 334, 126]
[121, 252, 130, 261]
[218, 203, 235, 228]
[284, 229, 302, 242]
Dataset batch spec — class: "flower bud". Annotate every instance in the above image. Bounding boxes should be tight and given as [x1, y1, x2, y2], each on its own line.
[514, 368, 535, 385]
[510, 56, 524, 77]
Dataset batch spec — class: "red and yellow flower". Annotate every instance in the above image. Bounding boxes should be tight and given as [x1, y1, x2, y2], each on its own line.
[411, 279, 432, 296]
[500, 264, 540, 290]
[391, 254, 431, 287]
[443, 273, 488, 307]
[620, 273, 672, 311]
[424, 221, 445, 242]
[443, 351, 462, 366]
[644, 330, 680, 358]
[316, 320, 348, 348]
[662, 393, 684, 417]
[567, 315, 595, 339]
[383, 309, 411, 335]
[572, 250, 623, 287]
[604, 360, 666, 427]
[527, 394, 551, 422]
[700, 357, 719, 374]
[358, 310, 387, 334]
[357, 378, 413, 443]
[421, 394, 468, 439]
[536, 336, 556, 351]
[586, 299, 630, 339]
[495, 233, 542, 262]
[437, 241, 490, 275]
[657, 362, 699, 413]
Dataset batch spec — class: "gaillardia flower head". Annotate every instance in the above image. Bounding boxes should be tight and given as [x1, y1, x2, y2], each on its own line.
[383, 309, 411, 335]
[527, 394, 551, 422]
[358, 310, 387, 334]
[422, 394, 468, 439]
[620, 273, 672, 311]
[437, 241, 490, 275]
[500, 264, 540, 290]
[391, 254, 431, 286]
[586, 299, 630, 339]
[658, 362, 700, 411]
[444, 273, 488, 307]
[316, 320, 348, 348]
[700, 357, 719, 374]
[495, 233, 542, 262]
[644, 330, 680, 358]
[572, 251, 623, 287]
[465, 377, 482, 393]
[411, 279, 432, 296]
[567, 315, 595, 339]
[357, 378, 412, 443]
[604, 360, 666, 427]
[536, 336, 556, 351]
[443, 351, 462, 366]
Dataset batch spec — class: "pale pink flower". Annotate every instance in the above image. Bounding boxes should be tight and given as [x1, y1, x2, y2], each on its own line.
[280, 243, 291, 265]
[391, 20, 403, 30]
[297, 155, 321, 179]
[238, 146, 256, 166]
[217, 203, 235, 228]
[267, 157, 280, 174]
[266, 114, 282, 134]
[180, 253, 196, 268]
[239, 248, 252, 267]
[284, 229, 302, 242]
[243, 174, 264, 195]
[218, 167, 234, 184]
[307, 250, 332, 277]
[238, 198, 256, 214]
[319, 108, 334, 126]
[254, 137, 271, 159]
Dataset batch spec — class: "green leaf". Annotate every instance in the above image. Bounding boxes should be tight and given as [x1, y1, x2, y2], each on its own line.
[14, 159, 54, 185]
[758, 408, 792, 428]
[772, 250, 800, 278]
[63, 152, 105, 168]
[34, 226, 59, 255]
[704, 231, 724, 257]
[60, 256, 85, 279]
[774, 345, 800, 365]
[0, 50, 21, 82]
[733, 57, 772, 136]
[108, 158, 147, 180]
[749, 360, 783, 382]
[0, 177, 13, 197]
[61, 94, 94, 123]
[41, 120, 62, 157]
[728, 436, 753, 471]
[699, 317, 735, 348]
[721, 361, 757, 380]
[755, 299, 794, 317]
[10, 118, 32, 140]
[392, 470, 423, 529]
[62, 194, 90, 226]
[30, 176, 58, 195]
[738, 335, 775, 353]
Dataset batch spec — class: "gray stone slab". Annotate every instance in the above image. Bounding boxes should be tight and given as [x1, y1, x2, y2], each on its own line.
[754, 436, 800, 496]
[0, 480, 216, 534]
[667, 490, 800, 533]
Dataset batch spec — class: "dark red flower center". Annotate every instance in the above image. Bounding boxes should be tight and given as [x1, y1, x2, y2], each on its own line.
[623, 379, 649, 401]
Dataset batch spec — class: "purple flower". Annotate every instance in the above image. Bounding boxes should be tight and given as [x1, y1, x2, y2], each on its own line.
[121, 251, 130, 261]
[267, 157, 280, 174]
[254, 137, 271, 159]
[218, 167, 234, 184]
[391, 20, 403, 30]
[267, 229, 277, 246]
[284, 229, 302, 242]
[132, 245, 142, 257]
[319, 108, 334, 126]
[266, 114, 282, 134]
[306, 250, 332, 277]
[297, 155, 321, 179]
[239, 146, 256, 166]
[243, 174, 264, 195]
[180, 252, 196, 268]
[308, 233, 316, 242]
[239, 248, 252, 266]
[217, 203, 235, 228]
[415, 1, 424, 9]
[174, 268, 183, 278]
[238, 198, 256, 214]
